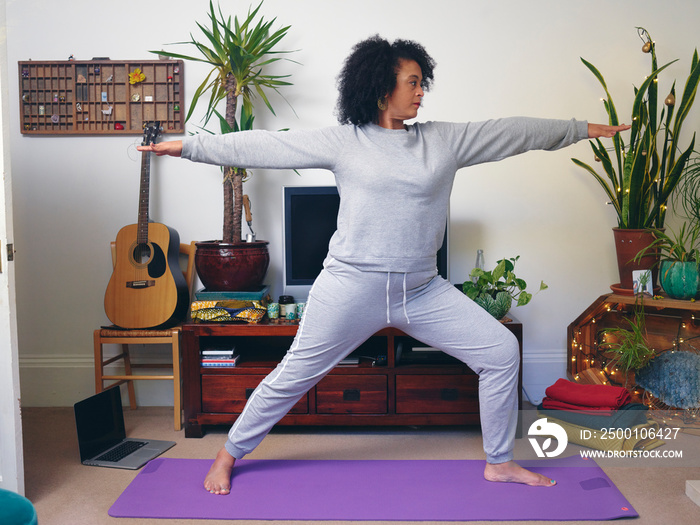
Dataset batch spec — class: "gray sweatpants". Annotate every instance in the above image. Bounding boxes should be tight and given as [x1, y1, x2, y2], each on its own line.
[224, 258, 520, 464]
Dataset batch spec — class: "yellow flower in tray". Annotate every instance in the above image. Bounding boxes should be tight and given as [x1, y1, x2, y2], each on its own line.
[129, 68, 145, 84]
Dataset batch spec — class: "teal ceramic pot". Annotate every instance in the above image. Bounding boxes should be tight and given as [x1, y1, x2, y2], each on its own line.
[659, 260, 700, 300]
[0, 488, 37, 525]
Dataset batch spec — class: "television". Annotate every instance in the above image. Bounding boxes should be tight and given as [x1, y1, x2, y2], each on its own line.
[282, 186, 449, 299]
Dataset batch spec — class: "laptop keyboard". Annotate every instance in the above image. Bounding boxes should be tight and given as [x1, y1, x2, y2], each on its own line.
[95, 440, 147, 462]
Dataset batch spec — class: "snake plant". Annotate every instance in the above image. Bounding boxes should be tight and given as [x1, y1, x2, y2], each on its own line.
[572, 27, 700, 230]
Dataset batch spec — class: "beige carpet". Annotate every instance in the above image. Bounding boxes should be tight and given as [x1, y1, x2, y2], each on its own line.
[22, 406, 700, 524]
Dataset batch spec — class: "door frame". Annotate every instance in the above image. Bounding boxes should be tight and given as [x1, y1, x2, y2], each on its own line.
[0, 0, 25, 495]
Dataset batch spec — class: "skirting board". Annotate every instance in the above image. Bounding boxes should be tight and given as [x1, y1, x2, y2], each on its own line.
[687, 480, 700, 507]
[19, 353, 175, 407]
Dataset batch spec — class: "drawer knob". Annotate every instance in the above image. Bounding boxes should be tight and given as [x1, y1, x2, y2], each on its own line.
[440, 388, 459, 401]
[343, 389, 361, 401]
[245, 388, 255, 399]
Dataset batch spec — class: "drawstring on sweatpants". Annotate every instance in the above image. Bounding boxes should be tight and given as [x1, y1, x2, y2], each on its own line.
[385, 272, 411, 325]
[386, 272, 391, 323]
[402, 273, 410, 324]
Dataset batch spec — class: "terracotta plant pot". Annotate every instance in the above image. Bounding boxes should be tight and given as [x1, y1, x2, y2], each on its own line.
[611, 228, 659, 294]
[194, 240, 270, 291]
[659, 260, 700, 300]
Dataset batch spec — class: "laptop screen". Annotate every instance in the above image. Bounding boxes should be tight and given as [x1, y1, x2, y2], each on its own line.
[74, 387, 126, 461]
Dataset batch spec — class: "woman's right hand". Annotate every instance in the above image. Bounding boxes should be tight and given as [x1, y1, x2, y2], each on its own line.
[137, 140, 183, 157]
[587, 123, 630, 139]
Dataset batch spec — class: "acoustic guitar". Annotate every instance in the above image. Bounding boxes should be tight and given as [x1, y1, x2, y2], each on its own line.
[104, 122, 189, 329]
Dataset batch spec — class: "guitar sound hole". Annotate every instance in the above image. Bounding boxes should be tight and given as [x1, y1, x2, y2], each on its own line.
[133, 243, 152, 265]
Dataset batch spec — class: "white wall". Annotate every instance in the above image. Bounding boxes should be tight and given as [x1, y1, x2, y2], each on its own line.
[7, 0, 700, 406]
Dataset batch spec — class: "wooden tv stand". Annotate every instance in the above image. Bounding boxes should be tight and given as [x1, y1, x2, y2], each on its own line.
[181, 320, 522, 438]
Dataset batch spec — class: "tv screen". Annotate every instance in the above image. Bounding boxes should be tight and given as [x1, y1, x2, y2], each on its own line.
[284, 186, 340, 285]
[283, 186, 448, 290]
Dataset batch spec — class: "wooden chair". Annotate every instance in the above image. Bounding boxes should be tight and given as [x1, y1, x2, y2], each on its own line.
[94, 241, 196, 431]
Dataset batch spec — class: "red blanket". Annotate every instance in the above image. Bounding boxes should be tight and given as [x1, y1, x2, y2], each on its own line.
[542, 378, 631, 413]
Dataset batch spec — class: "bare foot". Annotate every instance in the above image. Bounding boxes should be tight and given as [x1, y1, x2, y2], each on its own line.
[484, 460, 556, 487]
[204, 447, 236, 495]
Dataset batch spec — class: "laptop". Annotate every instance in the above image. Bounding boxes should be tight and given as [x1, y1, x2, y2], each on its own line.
[74, 386, 175, 469]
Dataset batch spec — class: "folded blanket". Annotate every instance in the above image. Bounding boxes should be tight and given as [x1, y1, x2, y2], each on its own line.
[536, 412, 664, 452]
[536, 403, 648, 430]
[542, 378, 631, 412]
[541, 399, 618, 414]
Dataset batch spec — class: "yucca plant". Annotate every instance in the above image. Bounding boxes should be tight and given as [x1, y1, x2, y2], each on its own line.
[572, 27, 700, 230]
[152, 0, 296, 244]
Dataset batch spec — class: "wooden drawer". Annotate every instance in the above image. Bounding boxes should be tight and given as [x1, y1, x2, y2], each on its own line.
[202, 375, 308, 414]
[316, 375, 387, 414]
[396, 375, 478, 414]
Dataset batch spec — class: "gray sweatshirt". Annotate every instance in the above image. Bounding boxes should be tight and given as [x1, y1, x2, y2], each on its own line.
[182, 118, 588, 273]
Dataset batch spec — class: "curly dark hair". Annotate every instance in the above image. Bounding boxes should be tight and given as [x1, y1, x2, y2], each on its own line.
[336, 36, 436, 125]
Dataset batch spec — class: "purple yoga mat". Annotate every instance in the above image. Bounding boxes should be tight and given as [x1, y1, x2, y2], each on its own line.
[109, 455, 637, 521]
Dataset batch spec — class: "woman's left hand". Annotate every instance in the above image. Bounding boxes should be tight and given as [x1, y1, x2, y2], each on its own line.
[136, 140, 183, 157]
[588, 123, 631, 138]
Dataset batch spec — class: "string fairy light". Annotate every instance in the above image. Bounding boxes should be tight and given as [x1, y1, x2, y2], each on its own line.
[567, 298, 700, 417]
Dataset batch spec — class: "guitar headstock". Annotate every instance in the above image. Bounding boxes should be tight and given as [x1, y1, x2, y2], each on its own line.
[141, 121, 162, 146]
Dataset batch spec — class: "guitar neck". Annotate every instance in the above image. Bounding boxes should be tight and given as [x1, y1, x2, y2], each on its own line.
[137, 149, 151, 245]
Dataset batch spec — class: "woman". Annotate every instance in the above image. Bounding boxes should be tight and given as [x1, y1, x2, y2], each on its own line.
[139, 36, 628, 494]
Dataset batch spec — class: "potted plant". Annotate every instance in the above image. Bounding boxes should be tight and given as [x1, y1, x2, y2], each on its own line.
[634, 223, 700, 299]
[572, 27, 700, 293]
[674, 151, 700, 225]
[461, 256, 547, 320]
[153, 1, 297, 291]
[599, 304, 655, 388]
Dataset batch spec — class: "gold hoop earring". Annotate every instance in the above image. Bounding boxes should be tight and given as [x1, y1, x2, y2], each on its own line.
[377, 98, 387, 111]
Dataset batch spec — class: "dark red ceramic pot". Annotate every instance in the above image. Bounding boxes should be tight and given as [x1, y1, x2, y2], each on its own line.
[194, 240, 270, 291]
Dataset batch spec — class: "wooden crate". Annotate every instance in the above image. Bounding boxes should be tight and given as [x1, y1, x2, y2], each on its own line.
[567, 293, 700, 388]
[19, 59, 184, 135]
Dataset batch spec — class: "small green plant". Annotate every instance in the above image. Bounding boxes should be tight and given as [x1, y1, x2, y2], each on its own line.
[634, 223, 700, 299]
[634, 222, 700, 265]
[600, 305, 655, 374]
[462, 256, 547, 319]
[674, 152, 700, 227]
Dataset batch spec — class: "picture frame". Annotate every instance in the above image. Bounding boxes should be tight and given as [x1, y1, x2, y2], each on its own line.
[632, 269, 653, 296]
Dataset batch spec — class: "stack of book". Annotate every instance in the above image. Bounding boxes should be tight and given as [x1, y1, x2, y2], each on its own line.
[201, 347, 240, 368]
